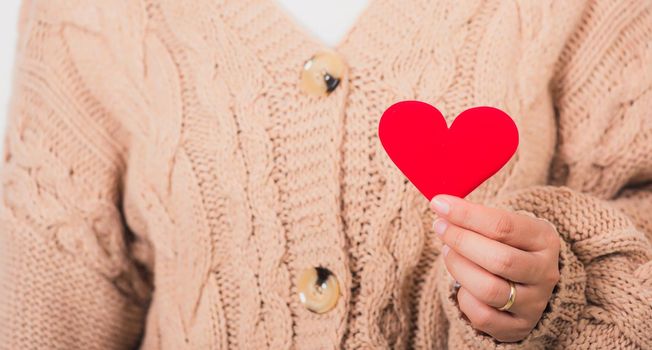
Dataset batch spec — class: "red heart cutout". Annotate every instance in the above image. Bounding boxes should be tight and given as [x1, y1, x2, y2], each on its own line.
[378, 101, 519, 200]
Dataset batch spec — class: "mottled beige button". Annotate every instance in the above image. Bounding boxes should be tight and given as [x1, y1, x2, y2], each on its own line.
[300, 51, 346, 96]
[297, 267, 340, 314]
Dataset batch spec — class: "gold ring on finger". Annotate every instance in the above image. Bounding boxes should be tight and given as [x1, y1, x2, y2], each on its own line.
[498, 280, 517, 311]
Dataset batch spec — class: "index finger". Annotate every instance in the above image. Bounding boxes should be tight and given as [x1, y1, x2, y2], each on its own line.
[430, 195, 552, 252]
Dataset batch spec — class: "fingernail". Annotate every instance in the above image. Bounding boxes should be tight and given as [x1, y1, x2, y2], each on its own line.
[430, 196, 450, 215]
[442, 244, 450, 256]
[433, 219, 447, 236]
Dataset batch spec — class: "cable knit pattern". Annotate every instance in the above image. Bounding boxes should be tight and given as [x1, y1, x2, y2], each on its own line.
[0, 0, 650, 349]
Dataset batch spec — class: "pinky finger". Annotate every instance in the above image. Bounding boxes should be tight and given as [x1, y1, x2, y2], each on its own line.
[457, 287, 533, 343]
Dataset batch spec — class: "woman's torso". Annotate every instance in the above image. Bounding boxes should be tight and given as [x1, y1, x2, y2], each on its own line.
[72, 0, 586, 348]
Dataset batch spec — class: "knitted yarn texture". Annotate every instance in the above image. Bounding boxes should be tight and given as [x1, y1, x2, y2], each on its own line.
[1, 0, 651, 349]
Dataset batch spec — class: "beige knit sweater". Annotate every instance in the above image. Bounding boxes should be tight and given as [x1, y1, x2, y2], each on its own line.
[1, 0, 651, 349]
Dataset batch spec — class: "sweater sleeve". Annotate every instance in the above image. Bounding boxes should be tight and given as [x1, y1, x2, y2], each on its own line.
[438, 1, 652, 349]
[0, 2, 151, 349]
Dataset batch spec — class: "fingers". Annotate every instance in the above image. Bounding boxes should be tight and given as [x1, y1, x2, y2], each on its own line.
[444, 246, 511, 308]
[434, 219, 543, 283]
[457, 287, 535, 343]
[444, 247, 549, 318]
[431, 195, 553, 252]
[431, 195, 560, 342]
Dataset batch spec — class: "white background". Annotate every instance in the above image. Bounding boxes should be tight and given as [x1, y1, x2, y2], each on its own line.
[276, 0, 368, 46]
[0, 0, 21, 141]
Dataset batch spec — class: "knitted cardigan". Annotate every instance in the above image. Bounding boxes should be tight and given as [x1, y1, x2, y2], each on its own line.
[1, 0, 651, 349]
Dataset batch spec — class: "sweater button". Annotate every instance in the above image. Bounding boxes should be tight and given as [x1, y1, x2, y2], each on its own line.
[300, 51, 346, 96]
[297, 267, 340, 314]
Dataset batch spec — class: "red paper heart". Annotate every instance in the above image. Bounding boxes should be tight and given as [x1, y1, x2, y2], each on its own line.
[378, 101, 519, 200]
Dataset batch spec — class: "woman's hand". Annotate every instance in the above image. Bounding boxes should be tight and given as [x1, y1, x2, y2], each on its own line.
[430, 194, 561, 342]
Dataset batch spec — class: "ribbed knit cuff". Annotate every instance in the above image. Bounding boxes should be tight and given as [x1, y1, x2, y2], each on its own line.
[438, 186, 592, 349]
